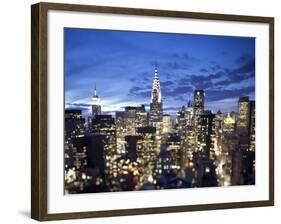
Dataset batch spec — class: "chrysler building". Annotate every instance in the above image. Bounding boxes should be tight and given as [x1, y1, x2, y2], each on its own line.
[149, 64, 163, 125]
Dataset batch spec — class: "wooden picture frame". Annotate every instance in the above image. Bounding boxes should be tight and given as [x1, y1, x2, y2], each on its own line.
[31, 2, 274, 221]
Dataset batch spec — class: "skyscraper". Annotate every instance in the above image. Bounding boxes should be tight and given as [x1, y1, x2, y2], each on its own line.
[162, 114, 172, 134]
[249, 101, 255, 151]
[223, 112, 236, 136]
[92, 84, 101, 118]
[149, 65, 163, 151]
[136, 126, 157, 186]
[166, 134, 182, 170]
[185, 100, 194, 127]
[149, 65, 163, 125]
[198, 110, 216, 159]
[236, 96, 250, 136]
[193, 90, 205, 127]
[65, 109, 85, 140]
[91, 115, 117, 188]
[116, 110, 136, 154]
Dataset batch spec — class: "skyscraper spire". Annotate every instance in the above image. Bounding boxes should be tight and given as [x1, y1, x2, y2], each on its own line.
[92, 83, 101, 118]
[94, 83, 97, 97]
[151, 64, 162, 103]
[150, 65, 163, 124]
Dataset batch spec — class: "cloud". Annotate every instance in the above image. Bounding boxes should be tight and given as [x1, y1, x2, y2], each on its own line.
[165, 53, 200, 71]
[130, 72, 150, 82]
[200, 68, 208, 73]
[161, 81, 174, 87]
[168, 86, 193, 95]
[128, 89, 151, 98]
[172, 53, 199, 62]
[129, 86, 145, 93]
[205, 86, 255, 102]
[235, 54, 250, 64]
[178, 72, 224, 90]
[214, 58, 255, 86]
[167, 62, 189, 70]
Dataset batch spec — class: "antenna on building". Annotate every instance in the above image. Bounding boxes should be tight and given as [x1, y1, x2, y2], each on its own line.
[94, 83, 97, 97]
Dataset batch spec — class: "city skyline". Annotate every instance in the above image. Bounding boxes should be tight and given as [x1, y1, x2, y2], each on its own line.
[65, 28, 255, 117]
[64, 28, 255, 194]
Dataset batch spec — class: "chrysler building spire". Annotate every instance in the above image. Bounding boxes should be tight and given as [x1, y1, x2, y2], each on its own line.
[151, 63, 162, 103]
[150, 64, 163, 124]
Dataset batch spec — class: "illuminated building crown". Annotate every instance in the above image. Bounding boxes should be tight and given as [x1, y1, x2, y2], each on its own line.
[151, 64, 162, 103]
[92, 84, 101, 105]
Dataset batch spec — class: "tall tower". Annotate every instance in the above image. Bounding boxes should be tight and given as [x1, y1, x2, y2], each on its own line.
[193, 90, 205, 127]
[236, 96, 250, 136]
[149, 64, 163, 125]
[92, 84, 101, 118]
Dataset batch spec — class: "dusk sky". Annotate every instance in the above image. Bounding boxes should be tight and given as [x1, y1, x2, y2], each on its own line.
[65, 28, 255, 118]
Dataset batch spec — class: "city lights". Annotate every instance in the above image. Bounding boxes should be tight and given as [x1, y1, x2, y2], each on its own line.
[64, 66, 255, 194]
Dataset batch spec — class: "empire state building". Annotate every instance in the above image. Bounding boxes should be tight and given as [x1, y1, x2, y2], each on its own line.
[149, 65, 163, 125]
[92, 84, 101, 118]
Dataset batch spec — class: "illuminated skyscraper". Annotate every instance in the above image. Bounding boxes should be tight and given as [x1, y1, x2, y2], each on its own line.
[116, 110, 136, 154]
[193, 90, 205, 126]
[198, 110, 216, 159]
[64, 109, 85, 175]
[236, 96, 250, 136]
[91, 115, 117, 188]
[176, 106, 187, 137]
[65, 109, 85, 140]
[92, 84, 101, 118]
[116, 105, 148, 154]
[149, 65, 163, 124]
[223, 112, 236, 136]
[249, 101, 255, 151]
[162, 114, 172, 134]
[185, 100, 194, 127]
[166, 134, 182, 170]
[149, 65, 163, 150]
[136, 126, 157, 186]
[135, 105, 148, 128]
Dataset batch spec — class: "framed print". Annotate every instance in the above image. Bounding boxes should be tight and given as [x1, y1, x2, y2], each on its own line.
[31, 2, 274, 221]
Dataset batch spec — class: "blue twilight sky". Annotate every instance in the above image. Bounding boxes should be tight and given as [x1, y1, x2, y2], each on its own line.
[65, 28, 255, 118]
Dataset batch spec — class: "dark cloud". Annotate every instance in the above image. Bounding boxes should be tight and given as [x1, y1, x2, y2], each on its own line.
[65, 61, 93, 77]
[231, 58, 255, 75]
[167, 62, 189, 70]
[200, 68, 208, 73]
[169, 86, 193, 95]
[161, 81, 174, 87]
[215, 58, 255, 86]
[178, 72, 224, 90]
[172, 53, 198, 62]
[130, 72, 150, 82]
[165, 73, 173, 79]
[175, 95, 186, 101]
[206, 86, 255, 102]
[235, 54, 249, 64]
[128, 87, 151, 98]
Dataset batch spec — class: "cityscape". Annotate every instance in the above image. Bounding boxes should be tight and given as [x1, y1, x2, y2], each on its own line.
[64, 65, 255, 194]
[64, 28, 255, 194]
